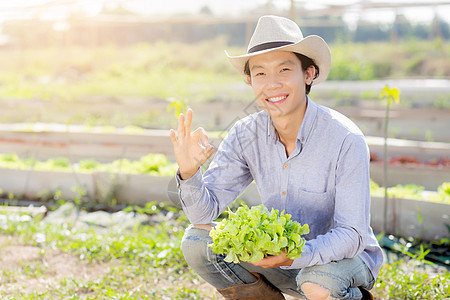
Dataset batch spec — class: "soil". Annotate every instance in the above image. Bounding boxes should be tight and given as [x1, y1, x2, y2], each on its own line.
[0, 234, 112, 296]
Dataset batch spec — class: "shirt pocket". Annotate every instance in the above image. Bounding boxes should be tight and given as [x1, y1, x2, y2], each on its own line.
[297, 160, 334, 194]
[288, 188, 334, 238]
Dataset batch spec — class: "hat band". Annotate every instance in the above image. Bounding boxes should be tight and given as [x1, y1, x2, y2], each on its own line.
[248, 41, 294, 53]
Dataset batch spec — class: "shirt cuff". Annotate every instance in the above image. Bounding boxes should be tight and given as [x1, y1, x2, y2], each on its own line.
[280, 246, 312, 269]
[176, 168, 202, 193]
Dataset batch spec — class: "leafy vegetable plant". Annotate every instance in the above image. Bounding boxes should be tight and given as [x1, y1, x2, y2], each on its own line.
[209, 204, 309, 264]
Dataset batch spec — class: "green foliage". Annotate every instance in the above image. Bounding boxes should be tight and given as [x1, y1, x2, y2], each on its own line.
[1, 205, 449, 298]
[0, 41, 447, 106]
[0, 153, 178, 176]
[329, 41, 449, 80]
[0, 205, 186, 267]
[0, 153, 35, 169]
[328, 48, 375, 80]
[374, 252, 450, 299]
[430, 182, 450, 204]
[0, 205, 202, 299]
[387, 184, 425, 200]
[101, 154, 177, 176]
[209, 204, 309, 263]
[370, 180, 450, 204]
[0, 41, 242, 103]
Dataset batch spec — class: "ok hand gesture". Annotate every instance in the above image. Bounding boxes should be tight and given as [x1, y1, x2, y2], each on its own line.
[169, 109, 215, 180]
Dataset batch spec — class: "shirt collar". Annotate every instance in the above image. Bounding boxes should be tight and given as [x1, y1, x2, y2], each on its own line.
[267, 115, 277, 142]
[266, 96, 318, 145]
[298, 96, 318, 145]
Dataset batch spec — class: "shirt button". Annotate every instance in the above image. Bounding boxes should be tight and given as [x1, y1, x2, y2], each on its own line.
[283, 164, 288, 169]
[282, 191, 286, 195]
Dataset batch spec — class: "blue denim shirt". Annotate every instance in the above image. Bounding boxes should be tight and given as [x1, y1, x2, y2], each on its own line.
[177, 98, 384, 279]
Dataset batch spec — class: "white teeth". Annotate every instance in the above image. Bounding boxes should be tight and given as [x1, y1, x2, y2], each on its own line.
[267, 96, 286, 102]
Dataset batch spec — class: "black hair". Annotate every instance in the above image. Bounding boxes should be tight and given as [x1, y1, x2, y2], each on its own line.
[244, 52, 320, 95]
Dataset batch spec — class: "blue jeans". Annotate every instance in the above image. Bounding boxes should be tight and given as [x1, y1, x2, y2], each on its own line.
[181, 225, 375, 299]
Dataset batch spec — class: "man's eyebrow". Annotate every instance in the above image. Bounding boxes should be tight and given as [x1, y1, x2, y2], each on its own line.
[250, 64, 263, 71]
[250, 60, 297, 71]
[279, 59, 297, 66]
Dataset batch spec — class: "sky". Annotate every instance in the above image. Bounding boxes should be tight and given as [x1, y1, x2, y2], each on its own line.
[0, 0, 449, 24]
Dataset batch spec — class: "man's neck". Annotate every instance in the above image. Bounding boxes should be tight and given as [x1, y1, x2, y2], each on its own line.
[272, 99, 307, 146]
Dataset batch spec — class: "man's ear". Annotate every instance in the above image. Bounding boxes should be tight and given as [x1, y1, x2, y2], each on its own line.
[305, 66, 315, 85]
[246, 75, 252, 85]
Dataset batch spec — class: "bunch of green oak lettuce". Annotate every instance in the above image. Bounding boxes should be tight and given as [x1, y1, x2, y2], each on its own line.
[209, 204, 310, 264]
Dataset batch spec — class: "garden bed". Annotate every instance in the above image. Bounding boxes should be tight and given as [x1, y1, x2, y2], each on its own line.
[0, 169, 173, 207]
[370, 196, 450, 241]
[1, 165, 448, 241]
[370, 162, 449, 190]
[0, 128, 448, 187]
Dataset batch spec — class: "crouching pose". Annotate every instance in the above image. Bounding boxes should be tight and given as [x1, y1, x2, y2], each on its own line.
[170, 15, 383, 300]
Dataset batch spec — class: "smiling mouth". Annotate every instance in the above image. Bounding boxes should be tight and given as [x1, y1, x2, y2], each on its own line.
[266, 95, 288, 104]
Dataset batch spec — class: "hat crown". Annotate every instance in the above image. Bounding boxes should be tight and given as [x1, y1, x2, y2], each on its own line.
[247, 15, 304, 53]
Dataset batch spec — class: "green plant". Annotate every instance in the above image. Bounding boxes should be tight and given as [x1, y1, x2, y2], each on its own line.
[430, 182, 450, 204]
[387, 184, 424, 200]
[380, 85, 400, 232]
[374, 249, 449, 299]
[0, 153, 178, 176]
[167, 98, 187, 119]
[209, 204, 309, 263]
[370, 180, 450, 204]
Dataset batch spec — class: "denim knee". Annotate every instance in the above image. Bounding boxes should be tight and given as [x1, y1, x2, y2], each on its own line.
[180, 225, 257, 290]
[297, 257, 374, 300]
[180, 225, 212, 271]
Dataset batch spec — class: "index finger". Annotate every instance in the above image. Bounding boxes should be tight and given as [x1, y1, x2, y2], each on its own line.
[184, 108, 193, 136]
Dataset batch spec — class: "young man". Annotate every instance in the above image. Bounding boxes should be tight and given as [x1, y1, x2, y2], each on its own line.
[170, 15, 383, 300]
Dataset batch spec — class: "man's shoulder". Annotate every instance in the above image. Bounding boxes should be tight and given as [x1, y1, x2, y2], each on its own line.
[316, 104, 363, 136]
[234, 110, 268, 132]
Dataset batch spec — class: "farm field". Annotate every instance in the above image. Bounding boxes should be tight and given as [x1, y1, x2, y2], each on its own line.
[0, 203, 449, 299]
[0, 39, 449, 299]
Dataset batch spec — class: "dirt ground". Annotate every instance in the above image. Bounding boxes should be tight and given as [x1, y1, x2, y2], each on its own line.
[0, 234, 112, 296]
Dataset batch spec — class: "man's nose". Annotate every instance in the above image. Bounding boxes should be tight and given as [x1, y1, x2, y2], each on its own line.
[265, 74, 283, 89]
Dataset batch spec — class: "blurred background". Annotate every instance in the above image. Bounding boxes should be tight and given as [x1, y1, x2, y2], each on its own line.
[0, 0, 448, 130]
[0, 0, 448, 204]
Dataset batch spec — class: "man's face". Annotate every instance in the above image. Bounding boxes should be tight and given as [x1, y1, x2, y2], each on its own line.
[247, 51, 312, 119]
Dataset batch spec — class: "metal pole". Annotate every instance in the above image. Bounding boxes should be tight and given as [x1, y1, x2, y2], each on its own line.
[290, 0, 296, 21]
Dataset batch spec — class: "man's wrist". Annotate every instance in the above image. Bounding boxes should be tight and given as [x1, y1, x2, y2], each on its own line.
[179, 168, 198, 180]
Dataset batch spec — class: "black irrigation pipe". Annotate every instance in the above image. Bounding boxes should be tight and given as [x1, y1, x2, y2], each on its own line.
[379, 235, 450, 268]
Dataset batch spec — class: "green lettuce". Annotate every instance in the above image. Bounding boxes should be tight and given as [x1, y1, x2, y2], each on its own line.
[209, 204, 309, 264]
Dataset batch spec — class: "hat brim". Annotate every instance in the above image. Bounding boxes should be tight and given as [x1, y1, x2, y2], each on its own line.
[225, 35, 331, 85]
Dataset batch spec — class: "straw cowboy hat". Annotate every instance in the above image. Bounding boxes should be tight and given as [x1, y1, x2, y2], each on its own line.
[225, 15, 331, 85]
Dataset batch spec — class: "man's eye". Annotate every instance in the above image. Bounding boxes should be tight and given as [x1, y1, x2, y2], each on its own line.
[281, 68, 290, 72]
[255, 72, 265, 76]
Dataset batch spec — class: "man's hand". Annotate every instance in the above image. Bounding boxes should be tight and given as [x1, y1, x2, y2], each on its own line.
[169, 108, 215, 180]
[248, 251, 294, 268]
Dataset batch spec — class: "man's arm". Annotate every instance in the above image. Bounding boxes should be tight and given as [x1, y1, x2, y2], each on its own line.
[282, 133, 371, 269]
[173, 115, 254, 225]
